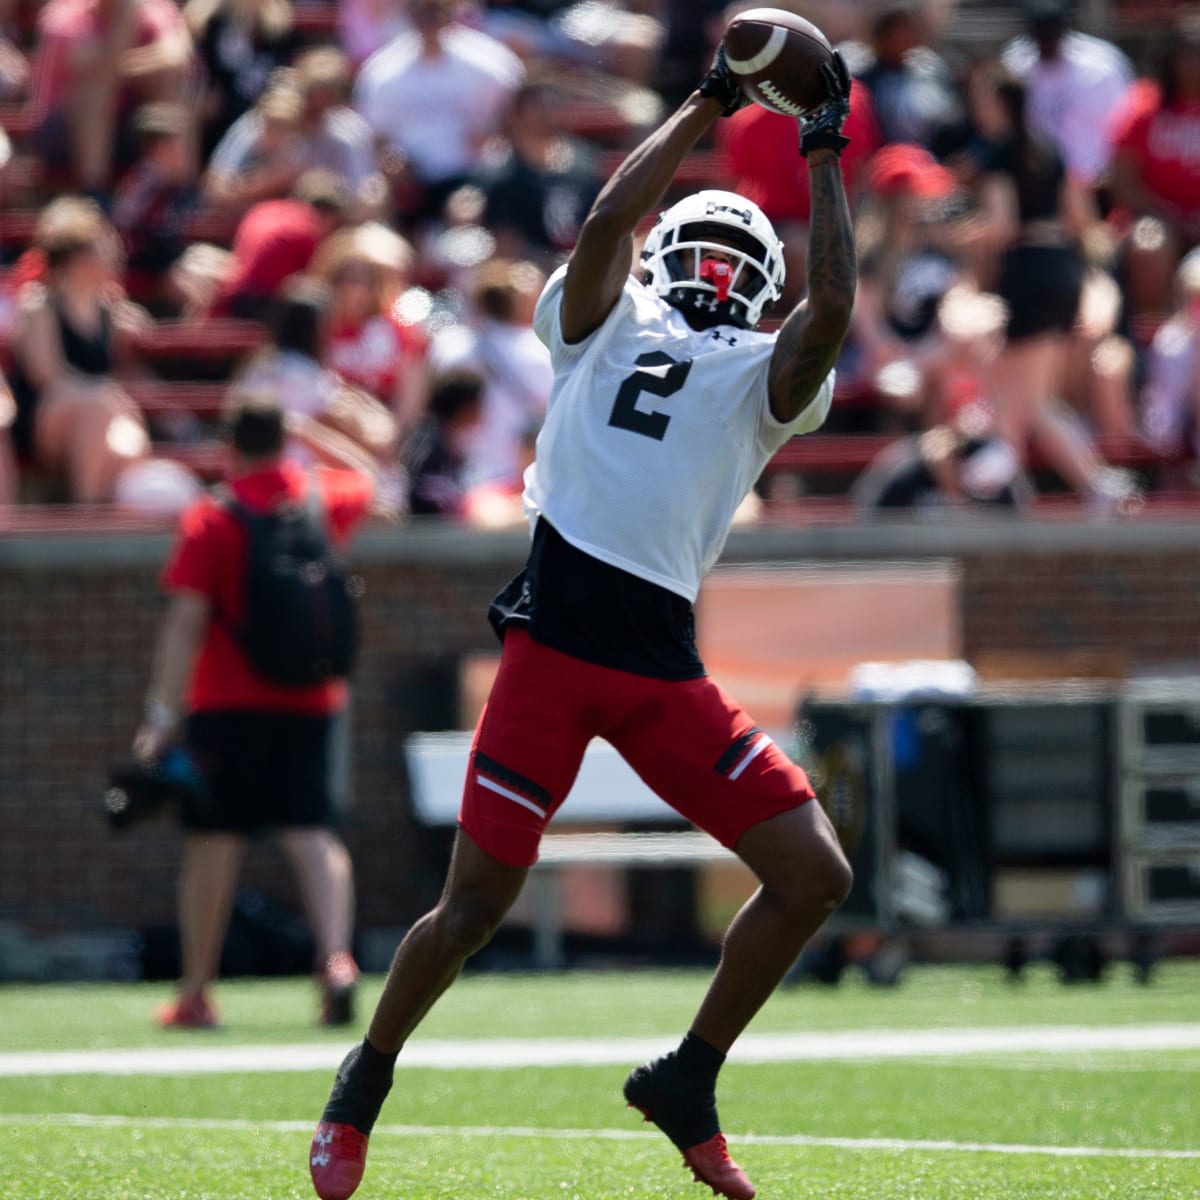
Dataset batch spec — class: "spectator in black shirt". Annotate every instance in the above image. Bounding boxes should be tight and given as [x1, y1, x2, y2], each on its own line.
[478, 78, 603, 268]
[405, 367, 486, 517]
[966, 62, 1134, 513]
[853, 426, 1031, 514]
[185, 0, 297, 158]
[853, 2, 964, 154]
[8, 197, 156, 502]
[113, 102, 198, 296]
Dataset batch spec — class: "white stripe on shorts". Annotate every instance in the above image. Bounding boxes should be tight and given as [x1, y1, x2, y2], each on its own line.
[476, 774, 545, 817]
[729, 735, 771, 781]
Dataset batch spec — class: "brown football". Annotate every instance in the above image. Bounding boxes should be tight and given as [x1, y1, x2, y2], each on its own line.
[722, 8, 835, 118]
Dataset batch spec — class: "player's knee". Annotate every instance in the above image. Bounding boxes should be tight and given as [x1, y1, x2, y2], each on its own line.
[783, 839, 853, 916]
[819, 846, 854, 912]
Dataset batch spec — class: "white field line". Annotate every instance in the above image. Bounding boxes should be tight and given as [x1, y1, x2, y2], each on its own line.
[3, 1024, 1200, 1078]
[2, 1111, 1198, 1161]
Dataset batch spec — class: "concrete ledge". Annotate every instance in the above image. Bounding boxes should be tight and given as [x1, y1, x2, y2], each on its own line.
[3, 511, 1200, 569]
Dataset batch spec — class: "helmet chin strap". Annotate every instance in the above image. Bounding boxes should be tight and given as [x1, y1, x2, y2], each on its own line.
[699, 257, 733, 302]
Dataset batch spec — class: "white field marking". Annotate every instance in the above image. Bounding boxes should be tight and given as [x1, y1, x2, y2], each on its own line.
[3, 1024, 1200, 1078]
[2, 1111, 1199, 1161]
[724, 25, 787, 74]
[902, 1060, 1200, 1080]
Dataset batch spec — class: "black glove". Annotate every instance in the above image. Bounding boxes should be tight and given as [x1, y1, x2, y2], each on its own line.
[799, 50, 852, 156]
[698, 44, 748, 118]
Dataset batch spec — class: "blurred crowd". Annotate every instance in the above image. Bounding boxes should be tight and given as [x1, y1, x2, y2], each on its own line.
[0, 0, 1196, 521]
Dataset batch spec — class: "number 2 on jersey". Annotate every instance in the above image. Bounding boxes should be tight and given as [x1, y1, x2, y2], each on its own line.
[608, 352, 693, 441]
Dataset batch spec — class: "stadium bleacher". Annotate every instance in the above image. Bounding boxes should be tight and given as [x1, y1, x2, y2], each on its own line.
[0, 0, 1196, 522]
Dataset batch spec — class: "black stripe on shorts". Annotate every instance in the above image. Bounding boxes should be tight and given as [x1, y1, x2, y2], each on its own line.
[474, 750, 553, 814]
[713, 727, 762, 777]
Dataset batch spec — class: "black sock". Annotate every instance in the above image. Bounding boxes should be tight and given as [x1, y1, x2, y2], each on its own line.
[624, 1033, 725, 1150]
[359, 1037, 399, 1079]
[322, 1038, 397, 1134]
[675, 1031, 725, 1085]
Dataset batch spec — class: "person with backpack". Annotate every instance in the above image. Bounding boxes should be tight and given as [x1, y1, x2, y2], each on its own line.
[132, 391, 373, 1029]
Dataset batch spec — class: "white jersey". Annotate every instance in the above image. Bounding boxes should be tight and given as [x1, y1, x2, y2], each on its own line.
[526, 266, 833, 603]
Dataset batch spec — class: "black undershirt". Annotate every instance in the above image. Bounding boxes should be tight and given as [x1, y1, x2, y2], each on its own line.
[488, 519, 706, 681]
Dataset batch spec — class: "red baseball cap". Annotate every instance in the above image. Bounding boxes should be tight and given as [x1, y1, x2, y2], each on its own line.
[863, 144, 957, 201]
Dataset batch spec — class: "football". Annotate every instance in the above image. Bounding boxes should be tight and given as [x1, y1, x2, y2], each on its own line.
[722, 7, 835, 118]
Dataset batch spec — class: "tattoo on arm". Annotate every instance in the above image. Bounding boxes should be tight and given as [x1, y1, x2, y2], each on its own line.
[807, 156, 857, 314]
[769, 154, 857, 422]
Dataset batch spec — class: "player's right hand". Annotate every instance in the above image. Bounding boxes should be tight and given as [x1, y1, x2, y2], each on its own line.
[698, 44, 749, 118]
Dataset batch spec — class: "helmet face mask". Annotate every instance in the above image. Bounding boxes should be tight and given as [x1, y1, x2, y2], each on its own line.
[640, 191, 785, 330]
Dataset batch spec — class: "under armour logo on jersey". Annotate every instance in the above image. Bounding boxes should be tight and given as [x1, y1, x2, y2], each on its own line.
[710, 330, 739, 346]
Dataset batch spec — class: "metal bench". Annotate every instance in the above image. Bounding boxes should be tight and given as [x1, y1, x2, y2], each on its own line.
[403, 731, 735, 968]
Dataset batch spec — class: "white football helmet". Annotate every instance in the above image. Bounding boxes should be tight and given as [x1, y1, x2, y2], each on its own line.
[640, 190, 785, 330]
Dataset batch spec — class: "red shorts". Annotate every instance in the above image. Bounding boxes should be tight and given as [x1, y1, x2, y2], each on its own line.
[459, 628, 814, 867]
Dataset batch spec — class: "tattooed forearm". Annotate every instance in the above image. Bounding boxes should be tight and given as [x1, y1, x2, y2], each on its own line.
[768, 150, 857, 422]
[806, 153, 857, 317]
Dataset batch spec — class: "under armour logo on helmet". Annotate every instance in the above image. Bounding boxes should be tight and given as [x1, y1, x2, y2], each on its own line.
[704, 201, 753, 225]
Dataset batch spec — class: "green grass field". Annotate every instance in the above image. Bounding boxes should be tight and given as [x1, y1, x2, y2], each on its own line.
[3, 962, 1199, 1198]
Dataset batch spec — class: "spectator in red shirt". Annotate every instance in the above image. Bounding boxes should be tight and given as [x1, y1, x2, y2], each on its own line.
[133, 392, 374, 1029]
[213, 168, 350, 319]
[717, 80, 880, 306]
[235, 275, 400, 482]
[1109, 12, 1200, 321]
[29, 0, 195, 195]
[315, 222, 430, 447]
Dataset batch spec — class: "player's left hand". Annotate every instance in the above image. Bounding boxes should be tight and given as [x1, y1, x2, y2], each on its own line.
[799, 51, 852, 156]
[698, 44, 749, 118]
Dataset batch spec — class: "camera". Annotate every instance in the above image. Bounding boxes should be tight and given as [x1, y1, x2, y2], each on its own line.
[103, 748, 208, 831]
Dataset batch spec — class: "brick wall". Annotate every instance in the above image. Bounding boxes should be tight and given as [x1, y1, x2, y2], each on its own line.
[0, 541, 520, 940]
[960, 546, 1200, 671]
[2, 520, 1199, 940]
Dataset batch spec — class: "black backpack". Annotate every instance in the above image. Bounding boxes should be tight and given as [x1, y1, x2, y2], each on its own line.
[225, 487, 360, 686]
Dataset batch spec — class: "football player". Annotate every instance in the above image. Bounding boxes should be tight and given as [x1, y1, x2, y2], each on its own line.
[311, 46, 856, 1200]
